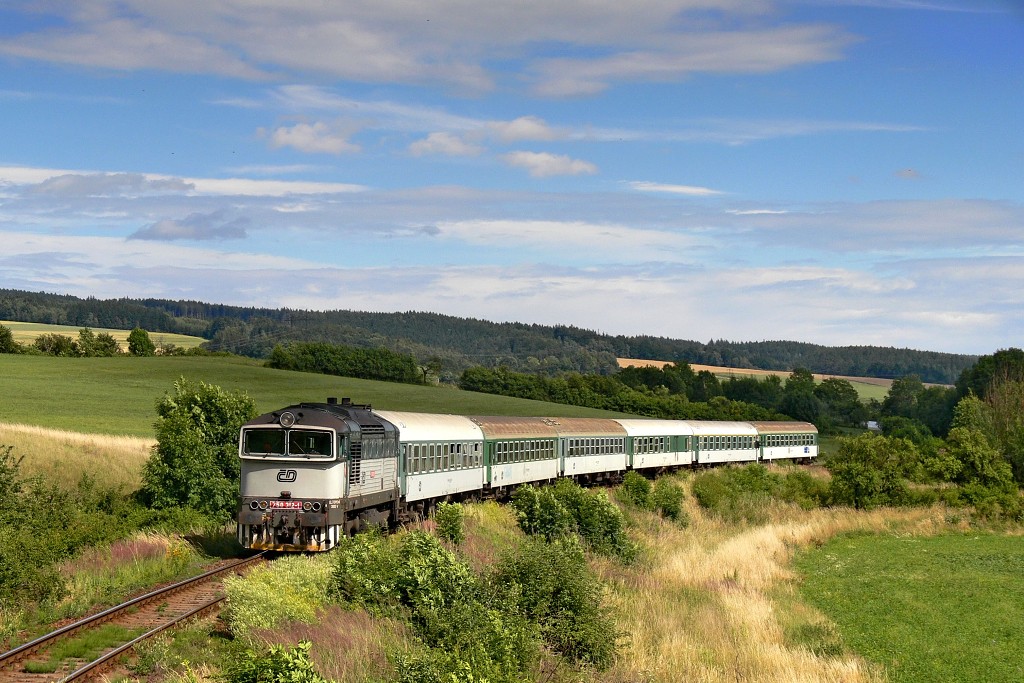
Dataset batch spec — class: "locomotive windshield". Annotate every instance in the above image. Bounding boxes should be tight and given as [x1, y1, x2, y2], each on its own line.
[242, 428, 333, 459]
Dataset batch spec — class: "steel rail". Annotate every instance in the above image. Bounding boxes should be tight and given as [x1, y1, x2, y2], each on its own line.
[0, 552, 265, 674]
[59, 595, 226, 682]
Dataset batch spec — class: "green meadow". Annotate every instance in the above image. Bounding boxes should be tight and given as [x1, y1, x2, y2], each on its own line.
[795, 531, 1024, 683]
[0, 354, 626, 437]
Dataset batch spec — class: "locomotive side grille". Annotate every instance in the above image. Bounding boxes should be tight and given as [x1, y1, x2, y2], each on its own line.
[358, 424, 385, 435]
[349, 442, 362, 484]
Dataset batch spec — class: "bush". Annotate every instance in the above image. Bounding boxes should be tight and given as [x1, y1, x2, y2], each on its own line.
[434, 501, 465, 545]
[0, 446, 157, 607]
[512, 480, 635, 560]
[127, 327, 156, 356]
[619, 471, 652, 508]
[224, 555, 333, 642]
[651, 477, 688, 523]
[692, 464, 825, 523]
[223, 641, 332, 683]
[825, 434, 916, 509]
[331, 530, 538, 682]
[490, 536, 620, 670]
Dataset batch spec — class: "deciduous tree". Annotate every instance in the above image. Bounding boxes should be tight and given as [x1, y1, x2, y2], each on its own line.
[140, 378, 256, 520]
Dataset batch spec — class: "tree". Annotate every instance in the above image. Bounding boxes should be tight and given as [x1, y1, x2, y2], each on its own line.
[814, 377, 866, 427]
[980, 379, 1024, 484]
[956, 348, 1024, 400]
[0, 325, 20, 354]
[140, 378, 256, 520]
[785, 367, 816, 394]
[882, 375, 925, 419]
[127, 327, 156, 356]
[33, 333, 78, 356]
[74, 327, 119, 357]
[825, 433, 915, 509]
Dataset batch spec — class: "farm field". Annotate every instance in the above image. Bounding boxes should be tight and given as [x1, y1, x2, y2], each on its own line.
[617, 357, 894, 402]
[1, 320, 205, 351]
[794, 532, 1024, 682]
[0, 354, 629, 438]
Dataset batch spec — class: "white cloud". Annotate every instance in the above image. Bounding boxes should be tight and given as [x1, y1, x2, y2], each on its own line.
[502, 151, 598, 177]
[436, 219, 702, 259]
[487, 116, 562, 143]
[409, 133, 484, 157]
[130, 211, 249, 241]
[1, 226, 1020, 354]
[629, 181, 725, 196]
[267, 121, 361, 155]
[0, 165, 367, 197]
[530, 25, 855, 96]
[0, 17, 266, 79]
[0, 2, 856, 93]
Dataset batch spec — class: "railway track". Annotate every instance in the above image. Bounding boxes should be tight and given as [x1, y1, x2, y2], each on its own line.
[0, 552, 267, 682]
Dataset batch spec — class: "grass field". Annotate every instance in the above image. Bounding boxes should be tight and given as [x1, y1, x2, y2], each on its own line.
[794, 531, 1024, 682]
[617, 358, 894, 402]
[1, 320, 205, 351]
[0, 355, 629, 438]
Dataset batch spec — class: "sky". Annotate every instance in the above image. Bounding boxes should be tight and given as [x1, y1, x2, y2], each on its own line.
[1, 1, 1022, 356]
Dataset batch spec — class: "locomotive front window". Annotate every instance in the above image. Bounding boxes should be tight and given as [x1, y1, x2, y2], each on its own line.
[243, 429, 286, 456]
[242, 428, 333, 458]
[288, 430, 333, 457]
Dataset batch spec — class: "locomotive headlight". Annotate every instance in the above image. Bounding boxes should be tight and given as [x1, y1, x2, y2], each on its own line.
[302, 501, 312, 511]
[279, 411, 296, 427]
[249, 501, 260, 510]
[311, 501, 322, 512]
[258, 500, 268, 510]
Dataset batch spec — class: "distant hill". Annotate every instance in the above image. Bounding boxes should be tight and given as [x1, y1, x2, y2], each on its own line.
[0, 288, 978, 384]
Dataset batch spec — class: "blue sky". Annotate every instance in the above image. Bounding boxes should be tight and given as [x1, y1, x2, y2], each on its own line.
[1, 0, 1021, 355]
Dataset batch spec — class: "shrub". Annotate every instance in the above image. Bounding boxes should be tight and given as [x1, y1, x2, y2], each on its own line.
[825, 434, 916, 509]
[127, 327, 156, 356]
[331, 531, 538, 682]
[33, 333, 78, 356]
[692, 463, 825, 523]
[512, 480, 635, 560]
[224, 555, 333, 642]
[490, 536, 620, 670]
[650, 477, 688, 523]
[434, 501, 465, 545]
[0, 446, 157, 607]
[619, 471, 652, 508]
[0, 325, 21, 354]
[223, 641, 332, 683]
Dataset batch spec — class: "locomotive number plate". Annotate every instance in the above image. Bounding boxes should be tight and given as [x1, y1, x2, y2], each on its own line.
[268, 500, 302, 509]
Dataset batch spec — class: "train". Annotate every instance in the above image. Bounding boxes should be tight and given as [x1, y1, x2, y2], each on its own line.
[236, 397, 818, 552]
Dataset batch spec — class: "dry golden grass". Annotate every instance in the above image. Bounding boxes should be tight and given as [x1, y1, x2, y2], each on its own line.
[253, 607, 411, 683]
[616, 358, 895, 388]
[594, 484, 958, 683]
[0, 421, 153, 490]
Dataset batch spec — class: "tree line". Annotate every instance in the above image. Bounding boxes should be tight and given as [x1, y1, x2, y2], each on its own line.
[0, 288, 977, 382]
[0, 324, 169, 357]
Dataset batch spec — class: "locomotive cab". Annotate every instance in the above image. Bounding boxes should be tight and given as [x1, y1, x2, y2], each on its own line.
[237, 398, 400, 551]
